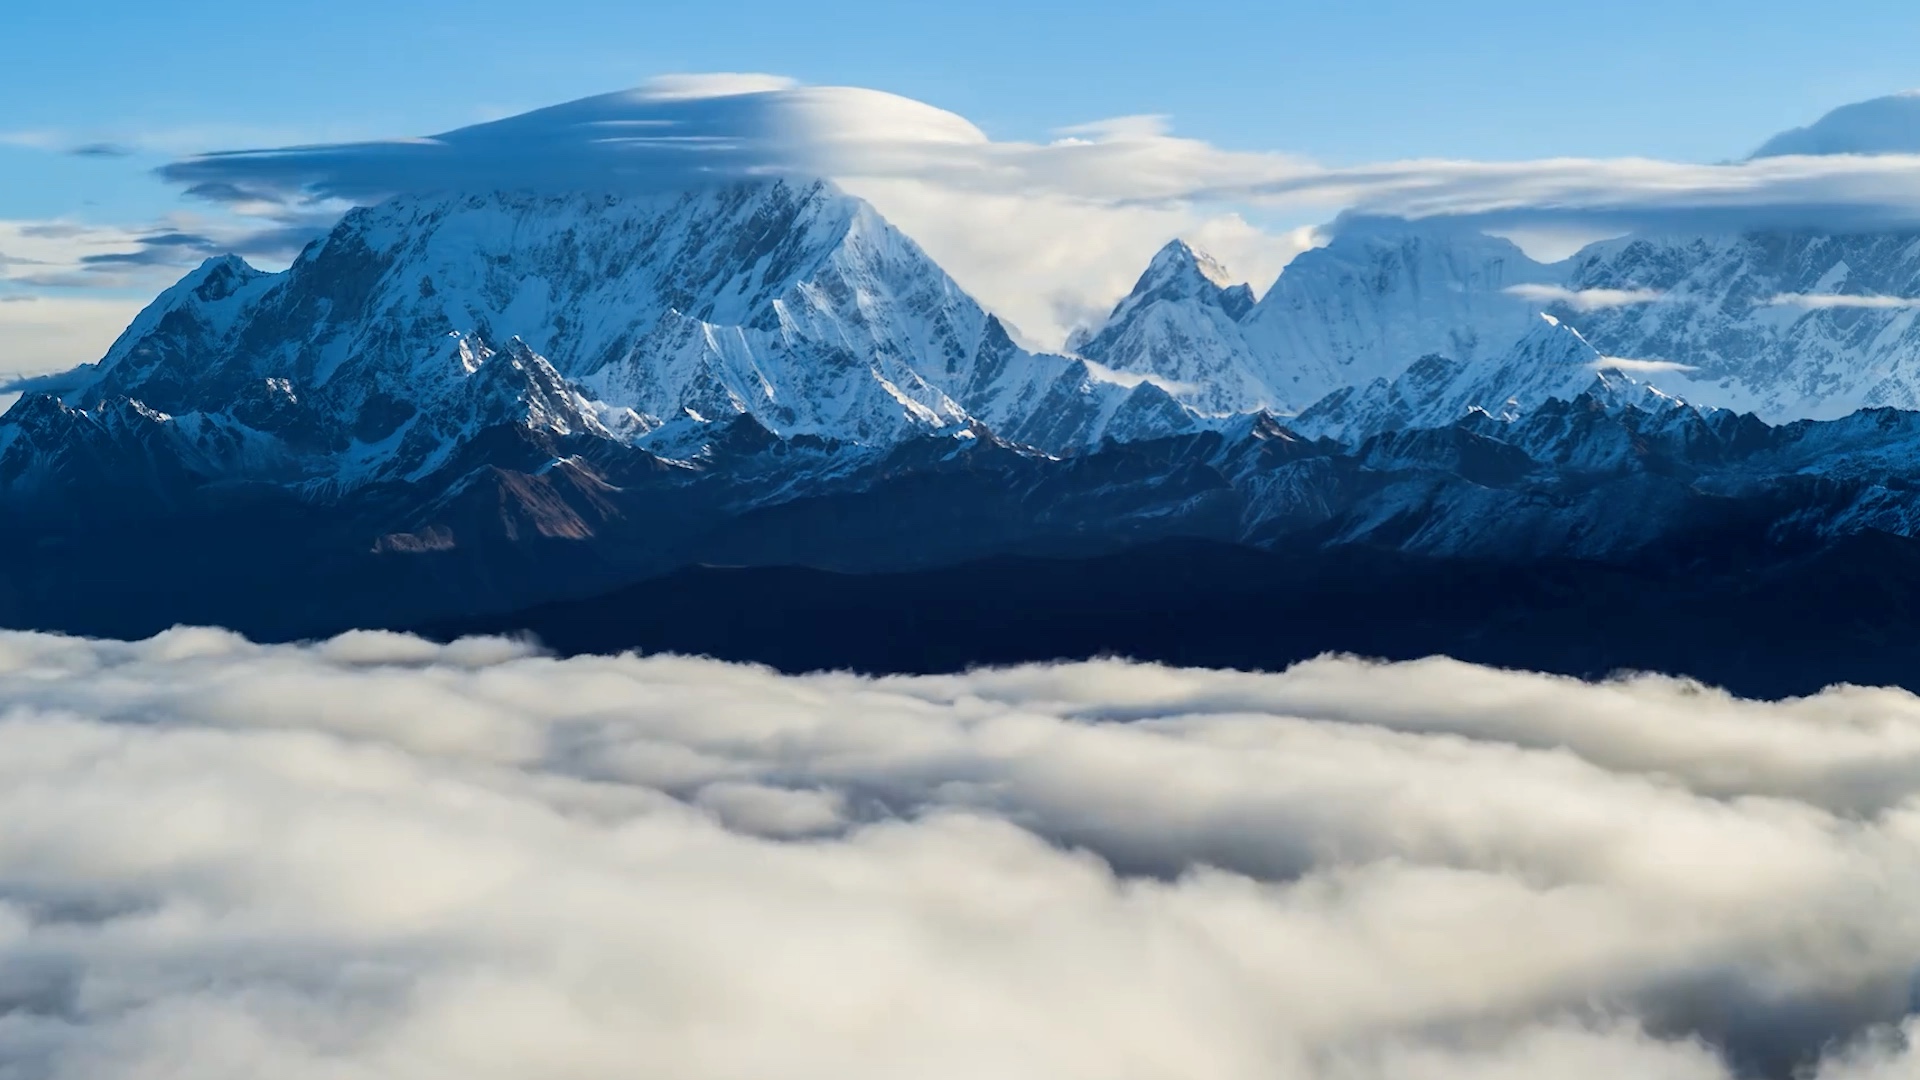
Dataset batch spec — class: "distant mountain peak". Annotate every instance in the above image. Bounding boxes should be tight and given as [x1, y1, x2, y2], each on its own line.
[1065, 240, 1256, 352]
[1124, 239, 1250, 312]
[1146, 238, 1234, 287]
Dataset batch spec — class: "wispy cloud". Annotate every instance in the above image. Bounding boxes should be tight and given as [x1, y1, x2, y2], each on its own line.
[0, 213, 324, 294]
[1506, 284, 1666, 311]
[1593, 356, 1700, 374]
[0, 130, 63, 151]
[137, 74, 1920, 345]
[67, 141, 134, 159]
[1764, 292, 1920, 310]
[1077, 356, 1200, 396]
[0, 294, 147, 376]
[0, 219, 176, 289]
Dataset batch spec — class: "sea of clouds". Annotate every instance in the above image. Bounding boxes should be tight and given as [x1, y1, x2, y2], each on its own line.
[5, 628, 1920, 1077]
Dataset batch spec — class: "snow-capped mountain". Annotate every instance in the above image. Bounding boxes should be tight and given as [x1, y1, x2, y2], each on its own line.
[1077, 222, 1559, 417]
[1081, 219, 1920, 439]
[44, 179, 1198, 497]
[20, 153, 1920, 649]
[46, 171, 1920, 509]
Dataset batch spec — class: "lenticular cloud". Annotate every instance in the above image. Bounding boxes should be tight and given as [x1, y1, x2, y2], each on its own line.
[6, 630, 1920, 1078]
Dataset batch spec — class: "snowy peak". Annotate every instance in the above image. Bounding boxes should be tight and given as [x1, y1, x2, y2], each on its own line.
[54, 176, 1920, 516]
[1065, 240, 1273, 415]
[181, 254, 268, 304]
[1144, 238, 1235, 291]
[82, 254, 276, 409]
[1106, 239, 1254, 327]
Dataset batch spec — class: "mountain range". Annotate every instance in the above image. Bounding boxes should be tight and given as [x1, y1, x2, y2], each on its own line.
[11, 172, 1920, 692]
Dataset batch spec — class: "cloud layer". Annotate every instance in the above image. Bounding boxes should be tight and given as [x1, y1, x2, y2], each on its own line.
[6, 630, 1920, 1077]
[156, 79, 1920, 222]
[160, 77, 1920, 237]
[131, 75, 1920, 345]
[15, 77, 1920, 350]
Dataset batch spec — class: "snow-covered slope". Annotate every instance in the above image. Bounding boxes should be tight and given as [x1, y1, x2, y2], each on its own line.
[1550, 231, 1920, 420]
[1235, 221, 1556, 411]
[1290, 315, 1686, 442]
[1078, 222, 1562, 419]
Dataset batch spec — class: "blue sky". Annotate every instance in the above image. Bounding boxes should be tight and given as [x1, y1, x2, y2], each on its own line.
[9, 0, 1918, 168]
[4, 0, 1920, 368]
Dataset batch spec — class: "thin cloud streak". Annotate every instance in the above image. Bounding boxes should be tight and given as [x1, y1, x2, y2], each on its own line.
[1594, 356, 1701, 374]
[1765, 292, 1920, 310]
[1506, 284, 1667, 311]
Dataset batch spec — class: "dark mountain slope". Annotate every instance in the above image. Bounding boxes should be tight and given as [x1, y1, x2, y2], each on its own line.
[428, 530, 1920, 700]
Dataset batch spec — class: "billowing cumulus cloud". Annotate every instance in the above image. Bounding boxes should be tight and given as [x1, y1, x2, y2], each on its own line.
[7, 630, 1920, 1077]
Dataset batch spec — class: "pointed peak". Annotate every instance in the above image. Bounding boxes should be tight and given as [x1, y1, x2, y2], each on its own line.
[1075, 238, 1252, 351]
[191, 252, 256, 275]
[1141, 238, 1236, 292]
[184, 253, 266, 303]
